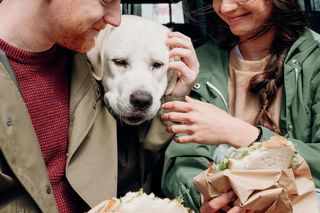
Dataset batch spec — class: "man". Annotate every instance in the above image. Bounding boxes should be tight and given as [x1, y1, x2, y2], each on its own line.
[0, 0, 199, 212]
[0, 0, 122, 212]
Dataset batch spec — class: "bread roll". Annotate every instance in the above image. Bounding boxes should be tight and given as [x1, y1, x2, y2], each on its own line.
[212, 136, 298, 172]
[229, 136, 295, 170]
[99, 191, 190, 213]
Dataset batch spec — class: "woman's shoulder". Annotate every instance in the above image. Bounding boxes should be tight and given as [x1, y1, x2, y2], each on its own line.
[196, 38, 222, 54]
[286, 28, 320, 65]
[303, 28, 320, 43]
[290, 28, 320, 51]
[195, 38, 228, 64]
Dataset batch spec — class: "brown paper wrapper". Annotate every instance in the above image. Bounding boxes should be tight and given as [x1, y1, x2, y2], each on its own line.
[193, 159, 318, 213]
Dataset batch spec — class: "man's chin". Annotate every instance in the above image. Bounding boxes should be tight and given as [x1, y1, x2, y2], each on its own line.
[61, 40, 95, 53]
[75, 41, 95, 53]
[57, 33, 96, 53]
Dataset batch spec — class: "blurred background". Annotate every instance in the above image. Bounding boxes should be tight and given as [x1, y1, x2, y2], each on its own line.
[0, 0, 318, 46]
[120, 0, 320, 47]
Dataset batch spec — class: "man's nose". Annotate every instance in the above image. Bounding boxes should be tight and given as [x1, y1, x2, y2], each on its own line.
[103, 0, 121, 27]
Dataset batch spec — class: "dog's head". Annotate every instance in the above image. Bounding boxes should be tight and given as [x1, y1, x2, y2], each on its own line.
[87, 15, 176, 125]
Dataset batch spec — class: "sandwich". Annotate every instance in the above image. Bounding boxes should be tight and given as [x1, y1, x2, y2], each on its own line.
[210, 136, 300, 173]
[193, 136, 317, 212]
[92, 190, 192, 213]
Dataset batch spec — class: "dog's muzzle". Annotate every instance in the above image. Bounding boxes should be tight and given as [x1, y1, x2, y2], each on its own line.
[130, 90, 153, 110]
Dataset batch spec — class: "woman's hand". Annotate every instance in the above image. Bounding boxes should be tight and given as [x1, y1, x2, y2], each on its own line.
[161, 96, 259, 147]
[166, 31, 199, 97]
[200, 191, 253, 213]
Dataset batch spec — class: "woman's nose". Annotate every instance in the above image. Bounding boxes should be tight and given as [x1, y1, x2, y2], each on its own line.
[220, 0, 239, 13]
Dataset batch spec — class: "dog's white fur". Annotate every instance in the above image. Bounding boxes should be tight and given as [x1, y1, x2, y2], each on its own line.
[87, 15, 176, 125]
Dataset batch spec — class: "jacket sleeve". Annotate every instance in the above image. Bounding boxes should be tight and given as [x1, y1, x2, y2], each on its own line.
[293, 137, 320, 188]
[161, 141, 215, 212]
[291, 68, 320, 188]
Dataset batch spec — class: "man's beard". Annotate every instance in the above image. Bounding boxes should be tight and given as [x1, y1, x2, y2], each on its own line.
[55, 24, 94, 52]
[52, 18, 106, 53]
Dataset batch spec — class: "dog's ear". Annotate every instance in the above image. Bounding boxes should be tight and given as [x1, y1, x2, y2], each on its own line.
[86, 26, 114, 81]
[164, 27, 179, 95]
[165, 56, 180, 95]
[165, 70, 178, 95]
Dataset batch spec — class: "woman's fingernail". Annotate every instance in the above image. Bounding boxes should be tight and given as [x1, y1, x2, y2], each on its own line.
[227, 191, 235, 198]
[173, 136, 180, 142]
[167, 127, 173, 133]
[233, 206, 242, 213]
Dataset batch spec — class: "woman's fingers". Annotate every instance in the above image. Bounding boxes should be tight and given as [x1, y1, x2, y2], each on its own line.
[169, 49, 198, 73]
[200, 191, 236, 213]
[228, 206, 243, 213]
[166, 31, 199, 97]
[207, 191, 235, 210]
[162, 100, 191, 112]
[166, 124, 191, 134]
[168, 61, 197, 86]
[167, 31, 192, 42]
[185, 95, 202, 104]
[167, 37, 192, 50]
[167, 39, 199, 70]
[161, 112, 193, 124]
[173, 135, 196, 143]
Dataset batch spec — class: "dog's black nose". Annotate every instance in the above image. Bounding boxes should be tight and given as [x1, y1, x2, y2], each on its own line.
[130, 90, 153, 110]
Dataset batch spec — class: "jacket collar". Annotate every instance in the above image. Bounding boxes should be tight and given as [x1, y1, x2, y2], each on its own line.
[191, 41, 229, 110]
[67, 53, 101, 162]
[0, 61, 58, 212]
[0, 50, 20, 92]
[285, 28, 320, 64]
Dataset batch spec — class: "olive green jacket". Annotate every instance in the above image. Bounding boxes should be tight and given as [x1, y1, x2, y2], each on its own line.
[0, 50, 171, 212]
[162, 28, 320, 212]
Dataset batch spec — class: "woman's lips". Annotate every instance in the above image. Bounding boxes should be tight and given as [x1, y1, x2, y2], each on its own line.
[226, 12, 251, 23]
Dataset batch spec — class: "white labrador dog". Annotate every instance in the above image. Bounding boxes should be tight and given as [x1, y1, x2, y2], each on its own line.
[87, 15, 176, 125]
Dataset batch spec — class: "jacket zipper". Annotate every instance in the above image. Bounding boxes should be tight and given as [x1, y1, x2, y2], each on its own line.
[206, 81, 228, 111]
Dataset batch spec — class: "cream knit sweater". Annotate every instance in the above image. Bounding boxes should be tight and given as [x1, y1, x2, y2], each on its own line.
[228, 48, 282, 127]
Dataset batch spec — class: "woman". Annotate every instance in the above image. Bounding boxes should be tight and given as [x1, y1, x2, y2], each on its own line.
[161, 0, 320, 212]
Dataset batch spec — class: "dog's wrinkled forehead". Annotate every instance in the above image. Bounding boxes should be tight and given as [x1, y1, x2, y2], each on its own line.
[87, 15, 171, 80]
[102, 15, 170, 60]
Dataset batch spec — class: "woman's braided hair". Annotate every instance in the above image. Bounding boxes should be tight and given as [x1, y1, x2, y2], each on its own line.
[199, 0, 307, 133]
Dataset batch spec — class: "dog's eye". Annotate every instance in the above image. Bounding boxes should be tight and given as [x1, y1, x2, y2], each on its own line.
[152, 61, 163, 69]
[112, 59, 128, 67]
